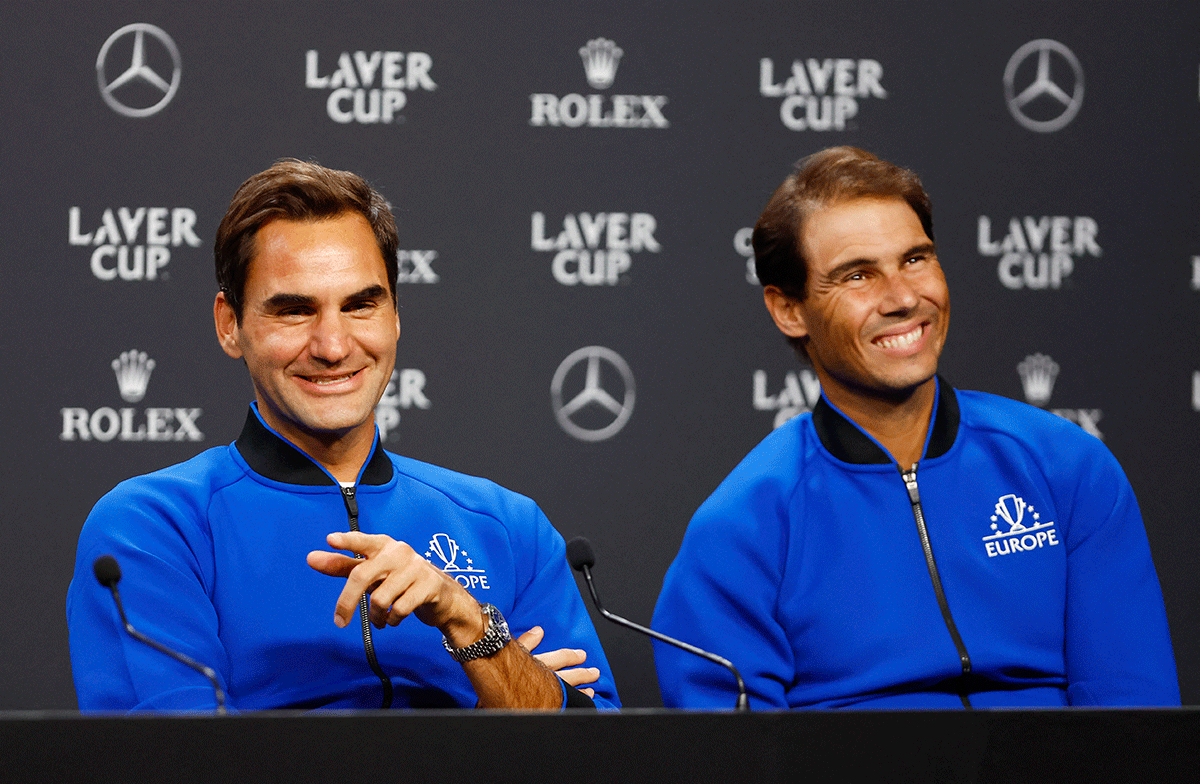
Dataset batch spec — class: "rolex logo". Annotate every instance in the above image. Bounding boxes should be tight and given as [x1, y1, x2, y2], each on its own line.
[1017, 353, 1059, 407]
[112, 350, 156, 403]
[579, 38, 622, 89]
[61, 350, 202, 443]
[531, 37, 666, 129]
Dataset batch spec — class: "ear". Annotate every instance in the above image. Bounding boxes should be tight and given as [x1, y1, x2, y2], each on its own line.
[763, 285, 809, 339]
[213, 291, 244, 359]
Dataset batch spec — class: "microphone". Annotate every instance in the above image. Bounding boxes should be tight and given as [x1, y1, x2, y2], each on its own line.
[93, 555, 228, 714]
[566, 537, 749, 711]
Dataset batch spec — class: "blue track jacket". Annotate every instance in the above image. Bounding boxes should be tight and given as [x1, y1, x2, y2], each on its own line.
[68, 405, 619, 711]
[652, 379, 1179, 709]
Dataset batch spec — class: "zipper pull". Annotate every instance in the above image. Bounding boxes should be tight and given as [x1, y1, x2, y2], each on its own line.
[901, 463, 920, 505]
[339, 485, 360, 532]
[339, 484, 357, 509]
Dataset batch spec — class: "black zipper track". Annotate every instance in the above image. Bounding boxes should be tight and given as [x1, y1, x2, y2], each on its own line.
[901, 464, 973, 710]
[340, 485, 394, 709]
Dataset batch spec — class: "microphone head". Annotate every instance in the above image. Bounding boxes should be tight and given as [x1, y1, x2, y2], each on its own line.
[93, 555, 122, 588]
[565, 537, 595, 571]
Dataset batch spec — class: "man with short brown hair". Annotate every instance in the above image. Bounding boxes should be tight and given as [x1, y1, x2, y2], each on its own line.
[68, 160, 618, 711]
[653, 147, 1178, 709]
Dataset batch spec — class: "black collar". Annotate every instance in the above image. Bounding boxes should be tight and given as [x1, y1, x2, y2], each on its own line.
[811, 377, 959, 465]
[234, 407, 394, 486]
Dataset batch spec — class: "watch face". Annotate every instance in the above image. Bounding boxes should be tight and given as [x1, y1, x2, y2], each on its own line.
[484, 604, 511, 641]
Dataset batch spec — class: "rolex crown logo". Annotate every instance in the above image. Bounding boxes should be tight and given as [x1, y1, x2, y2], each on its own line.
[1017, 353, 1059, 407]
[579, 38, 623, 90]
[112, 349, 156, 403]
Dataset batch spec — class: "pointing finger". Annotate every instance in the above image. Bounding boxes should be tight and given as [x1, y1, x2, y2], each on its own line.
[326, 530, 388, 555]
[306, 550, 360, 578]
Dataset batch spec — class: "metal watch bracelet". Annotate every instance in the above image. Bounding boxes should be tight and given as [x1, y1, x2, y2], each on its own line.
[442, 603, 511, 663]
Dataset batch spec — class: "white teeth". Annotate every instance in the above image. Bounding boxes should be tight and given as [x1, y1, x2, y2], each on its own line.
[876, 325, 922, 350]
[309, 373, 353, 385]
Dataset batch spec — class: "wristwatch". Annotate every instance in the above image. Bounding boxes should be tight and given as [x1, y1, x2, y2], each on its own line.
[442, 603, 511, 663]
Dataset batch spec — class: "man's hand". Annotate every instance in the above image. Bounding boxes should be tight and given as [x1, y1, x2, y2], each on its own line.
[307, 531, 574, 709]
[518, 626, 599, 698]
[306, 531, 483, 646]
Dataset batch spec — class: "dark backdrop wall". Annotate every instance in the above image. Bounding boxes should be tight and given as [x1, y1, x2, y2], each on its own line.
[2, 0, 1197, 710]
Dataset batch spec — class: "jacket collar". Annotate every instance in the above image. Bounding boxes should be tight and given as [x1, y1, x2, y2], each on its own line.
[234, 406, 394, 486]
[811, 376, 959, 465]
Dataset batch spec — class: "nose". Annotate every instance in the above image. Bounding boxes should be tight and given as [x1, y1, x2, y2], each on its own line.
[878, 270, 919, 314]
[308, 311, 353, 364]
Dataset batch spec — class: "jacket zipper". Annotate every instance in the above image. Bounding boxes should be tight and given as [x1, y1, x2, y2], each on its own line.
[901, 463, 973, 709]
[340, 485, 394, 709]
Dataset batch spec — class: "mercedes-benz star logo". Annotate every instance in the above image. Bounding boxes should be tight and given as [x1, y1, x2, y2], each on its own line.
[551, 346, 635, 442]
[1003, 39, 1083, 133]
[96, 23, 181, 118]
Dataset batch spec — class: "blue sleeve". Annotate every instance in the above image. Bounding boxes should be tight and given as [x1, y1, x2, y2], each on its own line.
[652, 484, 794, 710]
[1059, 442, 1180, 706]
[66, 475, 231, 712]
[506, 503, 621, 710]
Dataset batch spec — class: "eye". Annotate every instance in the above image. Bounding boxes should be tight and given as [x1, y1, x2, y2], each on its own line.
[345, 298, 383, 314]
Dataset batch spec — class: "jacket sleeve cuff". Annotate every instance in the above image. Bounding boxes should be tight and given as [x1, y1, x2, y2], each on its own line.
[559, 676, 597, 710]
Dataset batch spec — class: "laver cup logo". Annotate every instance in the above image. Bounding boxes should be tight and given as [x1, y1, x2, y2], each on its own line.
[977, 215, 1100, 290]
[982, 494, 1059, 558]
[754, 369, 821, 428]
[61, 351, 203, 442]
[306, 49, 436, 124]
[759, 57, 886, 131]
[374, 368, 430, 442]
[69, 206, 201, 281]
[532, 212, 661, 285]
[530, 38, 669, 128]
[424, 534, 490, 590]
[96, 24, 181, 118]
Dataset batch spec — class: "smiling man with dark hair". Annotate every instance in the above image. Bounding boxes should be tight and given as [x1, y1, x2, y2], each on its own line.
[68, 160, 618, 712]
[653, 147, 1178, 710]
